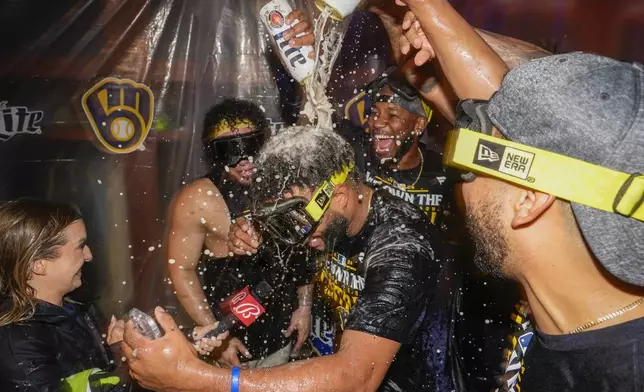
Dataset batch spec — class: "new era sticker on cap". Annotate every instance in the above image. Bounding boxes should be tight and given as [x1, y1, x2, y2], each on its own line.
[474, 139, 535, 180]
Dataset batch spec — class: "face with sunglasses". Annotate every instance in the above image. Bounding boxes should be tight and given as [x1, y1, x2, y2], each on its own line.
[250, 165, 355, 250]
[204, 123, 266, 185]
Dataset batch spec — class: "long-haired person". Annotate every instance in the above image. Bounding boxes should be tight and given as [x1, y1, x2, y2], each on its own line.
[0, 198, 128, 391]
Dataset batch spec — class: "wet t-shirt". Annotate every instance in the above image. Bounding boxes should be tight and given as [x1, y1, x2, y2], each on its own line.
[519, 317, 644, 391]
[317, 189, 457, 391]
[338, 121, 453, 228]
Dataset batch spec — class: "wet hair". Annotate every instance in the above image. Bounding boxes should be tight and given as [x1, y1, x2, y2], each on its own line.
[202, 98, 269, 143]
[250, 126, 363, 207]
[0, 198, 82, 326]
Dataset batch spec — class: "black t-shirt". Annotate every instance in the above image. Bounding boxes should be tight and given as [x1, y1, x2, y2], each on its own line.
[317, 189, 458, 391]
[338, 121, 453, 228]
[332, 122, 518, 391]
[201, 170, 315, 360]
[520, 317, 644, 391]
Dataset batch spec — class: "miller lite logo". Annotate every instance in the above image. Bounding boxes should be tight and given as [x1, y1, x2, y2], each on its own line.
[81, 77, 154, 154]
[268, 10, 284, 28]
[0, 101, 43, 141]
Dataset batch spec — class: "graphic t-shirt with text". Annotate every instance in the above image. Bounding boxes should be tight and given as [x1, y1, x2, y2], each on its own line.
[317, 190, 457, 391]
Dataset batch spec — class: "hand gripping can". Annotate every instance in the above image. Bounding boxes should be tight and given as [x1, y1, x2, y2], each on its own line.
[129, 308, 164, 340]
[260, 0, 316, 84]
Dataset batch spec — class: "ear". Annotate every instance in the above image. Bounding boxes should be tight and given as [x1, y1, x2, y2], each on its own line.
[413, 116, 427, 136]
[511, 189, 556, 229]
[330, 183, 350, 212]
[31, 259, 48, 277]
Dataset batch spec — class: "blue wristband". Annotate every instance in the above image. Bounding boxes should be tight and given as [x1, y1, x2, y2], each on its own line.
[231, 366, 240, 392]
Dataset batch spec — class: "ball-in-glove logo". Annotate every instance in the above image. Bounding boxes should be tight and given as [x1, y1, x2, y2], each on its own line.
[82, 77, 154, 154]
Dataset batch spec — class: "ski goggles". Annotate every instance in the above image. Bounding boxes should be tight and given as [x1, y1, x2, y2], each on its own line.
[444, 99, 644, 222]
[251, 164, 354, 245]
[366, 71, 433, 120]
[204, 130, 266, 167]
[344, 69, 433, 128]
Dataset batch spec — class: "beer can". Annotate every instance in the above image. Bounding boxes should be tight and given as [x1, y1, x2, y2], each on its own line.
[315, 0, 363, 21]
[260, 0, 316, 84]
[129, 308, 164, 340]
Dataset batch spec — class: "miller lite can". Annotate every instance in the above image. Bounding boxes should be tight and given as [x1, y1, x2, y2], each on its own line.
[260, 0, 316, 84]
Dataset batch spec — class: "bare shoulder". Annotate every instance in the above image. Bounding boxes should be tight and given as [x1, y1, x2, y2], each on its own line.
[171, 178, 229, 223]
[477, 29, 551, 69]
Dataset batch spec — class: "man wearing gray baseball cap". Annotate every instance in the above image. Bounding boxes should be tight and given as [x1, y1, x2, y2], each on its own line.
[394, 0, 644, 390]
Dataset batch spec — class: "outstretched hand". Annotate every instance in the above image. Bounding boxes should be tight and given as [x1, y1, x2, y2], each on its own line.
[122, 307, 204, 392]
[370, 3, 438, 93]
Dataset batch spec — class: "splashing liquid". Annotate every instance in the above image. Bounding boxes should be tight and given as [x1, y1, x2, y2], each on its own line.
[301, 6, 346, 129]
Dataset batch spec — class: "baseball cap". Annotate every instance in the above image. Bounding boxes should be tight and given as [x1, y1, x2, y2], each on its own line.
[366, 66, 433, 119]
[486, 52, 644, 286]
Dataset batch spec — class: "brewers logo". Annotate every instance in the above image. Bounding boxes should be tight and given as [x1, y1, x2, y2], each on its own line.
[344, 91, 371, 129]
[82, 78, 154, 154]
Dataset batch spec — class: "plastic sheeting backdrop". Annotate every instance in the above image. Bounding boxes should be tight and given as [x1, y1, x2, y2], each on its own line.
[0, 0, 391, 320]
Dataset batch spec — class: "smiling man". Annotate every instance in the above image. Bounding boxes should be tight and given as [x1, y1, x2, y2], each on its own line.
[342, 68, 452, 228]
[124, 125, 461, 392]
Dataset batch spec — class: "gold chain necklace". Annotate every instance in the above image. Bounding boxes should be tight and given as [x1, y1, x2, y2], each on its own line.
[396, 148, 424, 190]
[568, 297, 644, 334]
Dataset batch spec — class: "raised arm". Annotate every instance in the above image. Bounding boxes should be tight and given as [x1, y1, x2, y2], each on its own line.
[166, 179, 231, 326]
[397, 0, 506, 100]
[476, 29, 551, 69]
[372, 1, 549, 118]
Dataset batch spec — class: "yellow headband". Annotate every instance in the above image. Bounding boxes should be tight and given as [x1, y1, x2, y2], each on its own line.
[305, 164, 355, 222]
[207, 119, 254, 140]
[444, 128, 644, 222]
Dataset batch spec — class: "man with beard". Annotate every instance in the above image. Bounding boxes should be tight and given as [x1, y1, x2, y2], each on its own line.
[123, 126, 460, 392]
[166, 98, 313, 369]
[393, 0, 644, 390]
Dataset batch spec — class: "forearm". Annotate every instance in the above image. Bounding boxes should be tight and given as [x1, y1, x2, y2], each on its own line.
[170, 268, 216, 325]
[187, 352, 374, 392]
[420, 79, 457, 125]
[297, 283, 314, 308]
[476, 29, 551, 69]
[409, 0, 508, 100]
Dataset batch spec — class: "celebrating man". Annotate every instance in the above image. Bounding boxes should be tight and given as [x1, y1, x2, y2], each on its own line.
[394, 0, 644, 390]
[125, 125, 460, 391]
[166, 98, 313, 368]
